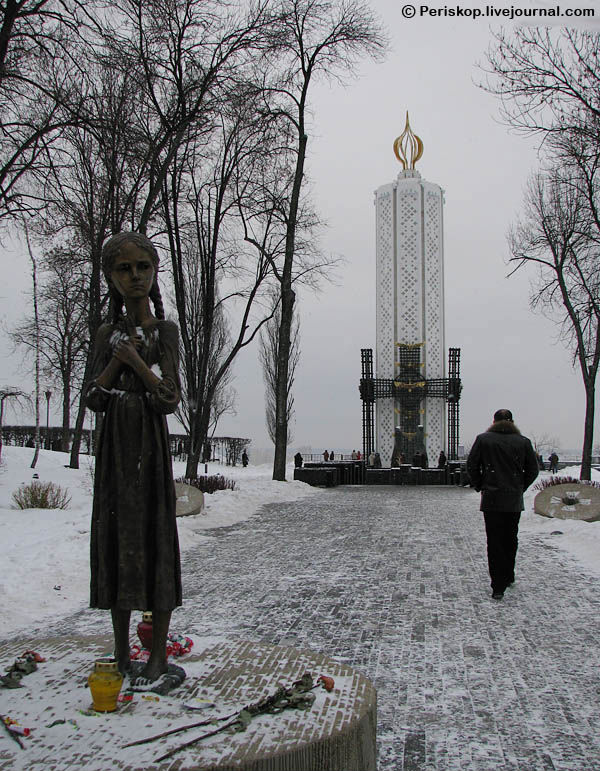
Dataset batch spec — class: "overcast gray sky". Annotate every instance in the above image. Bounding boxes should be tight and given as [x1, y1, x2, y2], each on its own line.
[1, 0, 599, 456]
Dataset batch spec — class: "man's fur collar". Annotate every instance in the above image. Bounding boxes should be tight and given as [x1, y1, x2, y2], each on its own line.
[487, 419, 521, 435]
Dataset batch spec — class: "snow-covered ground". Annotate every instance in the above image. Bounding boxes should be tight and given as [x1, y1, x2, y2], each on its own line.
[0, 446, 320, 639]
[521, 464, 600, 579]
[0, 445, 599, 640]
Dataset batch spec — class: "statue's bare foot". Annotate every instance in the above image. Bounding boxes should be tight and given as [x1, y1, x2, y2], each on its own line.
[129, 662, 186, 694]
[117, 658, 131, 677]
[114, 649, 131, 676]
[139, 661, 168, 682]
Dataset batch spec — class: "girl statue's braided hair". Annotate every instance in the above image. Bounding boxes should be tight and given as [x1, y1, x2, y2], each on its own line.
[101, 232, 165, 323]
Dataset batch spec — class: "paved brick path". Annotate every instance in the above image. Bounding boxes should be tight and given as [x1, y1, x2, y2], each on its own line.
[7, 485, 600, 769]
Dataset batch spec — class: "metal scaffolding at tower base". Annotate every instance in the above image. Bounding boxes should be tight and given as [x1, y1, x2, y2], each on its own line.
[359, 346, 462, 461]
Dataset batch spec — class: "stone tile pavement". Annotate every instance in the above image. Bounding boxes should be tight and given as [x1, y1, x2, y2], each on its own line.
[4, 485, 600, 770]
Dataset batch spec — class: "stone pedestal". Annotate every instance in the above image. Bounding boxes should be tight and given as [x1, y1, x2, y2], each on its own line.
[0, 635, 377, 771]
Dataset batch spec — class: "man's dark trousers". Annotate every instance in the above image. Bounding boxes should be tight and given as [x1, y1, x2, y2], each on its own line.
[483, 511, 521, 593]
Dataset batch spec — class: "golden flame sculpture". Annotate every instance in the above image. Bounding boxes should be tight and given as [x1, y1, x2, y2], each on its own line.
[393, 112, 423, 170]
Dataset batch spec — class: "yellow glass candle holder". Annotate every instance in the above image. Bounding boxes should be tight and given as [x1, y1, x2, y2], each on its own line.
[88, 658, 123, 712]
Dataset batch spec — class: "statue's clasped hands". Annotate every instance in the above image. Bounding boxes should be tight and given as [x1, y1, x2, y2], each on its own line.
[113, 334, 144, 369]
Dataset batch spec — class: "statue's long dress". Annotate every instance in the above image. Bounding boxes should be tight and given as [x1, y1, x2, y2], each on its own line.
[86, 319, 182, 611]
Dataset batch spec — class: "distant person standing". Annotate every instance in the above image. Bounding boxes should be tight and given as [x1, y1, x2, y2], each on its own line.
[329, 450, 335, 461]
[549, 452, 559, 474]
[373, 452, 382, 468]
[438, 450, 447, 469]
[323, 450, 329, 462]
[368, 451, 375, 466]
[241, 450, 249, 467]
[351, 449, 358, 460]
[294, 452, 303, 468]
[467, 409, 539, 600]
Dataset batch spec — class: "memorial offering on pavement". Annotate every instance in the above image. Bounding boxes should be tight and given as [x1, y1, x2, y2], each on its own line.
[533, 477, 600, 522]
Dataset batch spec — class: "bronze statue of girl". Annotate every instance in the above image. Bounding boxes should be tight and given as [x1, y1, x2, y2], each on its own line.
[86, 232, 182, 682]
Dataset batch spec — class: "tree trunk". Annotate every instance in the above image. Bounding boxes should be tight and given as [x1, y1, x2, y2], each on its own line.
[69, 349, 96, 468]
[70, 244, 103, 468]
[0, 398, 4, 463]
[29, 237, 41, 469]
[62, 380, 71, 452]
[273, 287, 295, 480]
[185, 399, 213, 479]
[580, 379, 595, 481]
[69, 398, 87, 468]
[272, 133, 307, 482]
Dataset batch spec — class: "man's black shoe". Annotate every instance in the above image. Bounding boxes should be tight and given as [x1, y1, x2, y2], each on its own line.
[492, 591, 504, 600]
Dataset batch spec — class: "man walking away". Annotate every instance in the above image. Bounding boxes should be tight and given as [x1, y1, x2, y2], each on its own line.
[467, 409, 539, 600]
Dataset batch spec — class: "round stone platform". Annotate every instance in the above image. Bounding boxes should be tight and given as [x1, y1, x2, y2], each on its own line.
[534, 482, 600, 521]
[175, 482, 205, 517]
[0, 635, 376, 771]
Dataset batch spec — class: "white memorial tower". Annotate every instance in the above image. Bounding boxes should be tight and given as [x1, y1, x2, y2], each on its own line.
[374, 114, 446, 464]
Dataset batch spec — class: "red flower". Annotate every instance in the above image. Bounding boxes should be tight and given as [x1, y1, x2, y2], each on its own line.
[318, 675, 335, 692]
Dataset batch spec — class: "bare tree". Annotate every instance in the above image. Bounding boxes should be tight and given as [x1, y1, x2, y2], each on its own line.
[225, 436, 250, 466]
[256, 0, 387, 480]
[23, 226, 42, 468]
[105, 0, 278, 233]
[481, 29, 600, 480]
[207, 378, 237, 439]
[480, 28, 600, 141]
[162, 83, 287, 479]
[529, 432, 560, 458]
[49, 0, 279, 470]
[172, 281, 238, 445]
[509, 166, 599, 480]
[0, 0, 97, 221]
[30, 55, 153, 467]
[11, 247, 89, 450]
[259, 290, 300, 446]
[0, 387, 28, 462]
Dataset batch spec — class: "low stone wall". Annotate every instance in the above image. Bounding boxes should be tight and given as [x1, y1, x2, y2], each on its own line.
[295, 462, 465, 487]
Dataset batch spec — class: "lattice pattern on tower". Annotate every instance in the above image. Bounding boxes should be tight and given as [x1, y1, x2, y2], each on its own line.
[376, 190, 395, 379]
[396, 189, 421, 341]
[424, 188, 444, 378]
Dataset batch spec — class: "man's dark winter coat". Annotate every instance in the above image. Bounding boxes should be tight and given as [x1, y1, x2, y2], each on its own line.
[466, 420, 539, 511]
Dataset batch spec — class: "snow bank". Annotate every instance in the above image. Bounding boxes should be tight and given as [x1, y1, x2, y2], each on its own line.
[521, 465, 600, 578]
